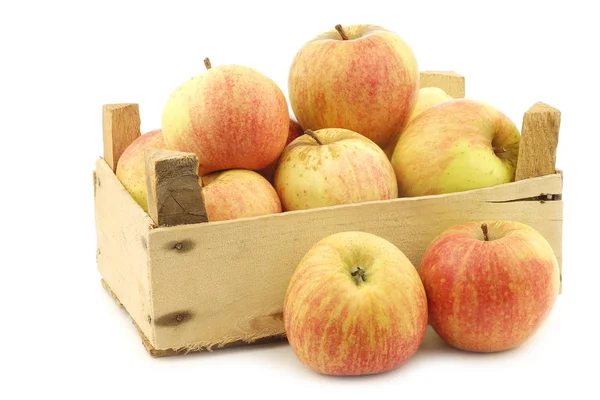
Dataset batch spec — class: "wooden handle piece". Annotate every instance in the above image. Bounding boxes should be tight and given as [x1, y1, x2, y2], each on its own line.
[144, 149, 208, 227]
[515, 102, 561, 181]
[102, 103, 141, 171]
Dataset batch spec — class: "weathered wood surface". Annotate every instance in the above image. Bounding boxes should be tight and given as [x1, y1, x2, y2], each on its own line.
[515, 102, 561, 181]
[144, 149, 208, 227]
[94, 158, 155, 345]
[102, 104, 141, 171]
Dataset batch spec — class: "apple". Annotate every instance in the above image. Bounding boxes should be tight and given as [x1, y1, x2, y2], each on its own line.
[288, 24, 419, 148]
[115, 129, 166, 212]
[284, 231, 428, 376]
[419, 221, 560, 352]
[274, 128, 398, 211]
[406, 87, 453, 124]
[162, 58, 290, 176]
[201, 169, 282, 222]
[391, 99, 521, 197]
[384, 87, 453, 157]
[258, 118, 304, 183]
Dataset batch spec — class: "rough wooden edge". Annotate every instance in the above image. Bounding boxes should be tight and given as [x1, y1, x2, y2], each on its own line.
[102, 103, 141, 171]
[144, 149, 208, 227]
[515, 102, 561, 181]
[158, 171, 563, 230]
[95, 157, 157, 345]
[101, 279, 287, 357]
[93, 170, 97, 198]
[101, 278, 124, 308]
[419, 71, 465, 98]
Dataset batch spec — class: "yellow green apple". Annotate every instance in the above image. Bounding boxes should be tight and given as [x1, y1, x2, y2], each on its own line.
[274, 128, 398, 211]
[391, 99, 520, 196]
[162, 60, 290, 175]
[201, 169, 282, 222]
[284, 231, 428, 376]
[115, 129, 166, 212]
[288, 24, 419, 148]
[419, 221, 560, 352]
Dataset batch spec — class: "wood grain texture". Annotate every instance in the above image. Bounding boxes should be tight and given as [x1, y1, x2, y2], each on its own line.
[102, 104, 141, 171]
[515, 102, 561, 181]
[94, 158, 156, 344]
[144, 149, 208, 227]
[103, 273, 289, 357]
[419, 71, 465, 98]
[146, 172, 562, 351]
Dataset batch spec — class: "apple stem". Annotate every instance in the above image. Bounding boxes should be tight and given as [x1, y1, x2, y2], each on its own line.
[351, 266, 366, 284]
[481, 223, 489, 241]
[304, 129, 323, 145]
[493, 146, 506, 155]
[204, 57, 212, 70]
[335, 24, 349, 40]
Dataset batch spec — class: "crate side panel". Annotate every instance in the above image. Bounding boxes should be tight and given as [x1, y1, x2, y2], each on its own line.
[95, 158, 155, 344]
[147, 174, 562, 351]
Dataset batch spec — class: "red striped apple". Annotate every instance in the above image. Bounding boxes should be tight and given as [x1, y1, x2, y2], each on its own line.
[116, 129, 166, 212]
[284, 231, 428, 376]
[201, 169, 282, 222]
[288, 24, 418, 148]
[274, 128, 398, 211]
[162, 58, 289, 176]
[419, 221, 560, 352]
[391, 99, 521, 196]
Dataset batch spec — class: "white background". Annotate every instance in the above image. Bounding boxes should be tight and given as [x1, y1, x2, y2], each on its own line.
[1, 0, 598, 398]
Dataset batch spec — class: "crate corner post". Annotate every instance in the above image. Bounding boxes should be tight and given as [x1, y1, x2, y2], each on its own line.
[102, 103, 141, 172]
[516, 101, 563, 291]
[95, 102, 158, 352]
[419, 70, 466, 98]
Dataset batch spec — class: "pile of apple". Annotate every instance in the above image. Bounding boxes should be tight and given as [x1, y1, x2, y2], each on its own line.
[115, 24, 560, 376]
[116, 24, 521, 220]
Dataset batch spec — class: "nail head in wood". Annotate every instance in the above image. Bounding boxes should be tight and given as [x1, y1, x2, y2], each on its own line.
[515, 102, 561, 181]
[144, 149, 208, 227]
[102, 104, 141, 172]
[419, 71, 465, 98]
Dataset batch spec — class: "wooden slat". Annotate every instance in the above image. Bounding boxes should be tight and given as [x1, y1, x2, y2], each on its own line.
[94, 158, 155, 344]
[419, 71, 465, 98]
[102, 104, 141, 171]
[515, 102, 561, 181]
[144, 149, 208, 227]
[146, 172, 562, 351]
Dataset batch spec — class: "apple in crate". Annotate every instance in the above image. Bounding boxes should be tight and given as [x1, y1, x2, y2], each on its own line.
[274, 128, 398, 211]
[162, 59, 289, 175]
[406, 87, 453, 124]
[391, 99, 520, 196]
[419, 221, 560, 352]
[284, 231, 428, 376]
[116, 129, 166, 212]
[258, 118, 305, 183]
[384, 87, 453, 157]
[201, 169, 282, 222]
[288, 24, 418, 148]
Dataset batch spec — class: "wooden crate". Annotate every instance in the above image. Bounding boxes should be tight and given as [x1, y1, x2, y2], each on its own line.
[93, 72, 563, 357]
